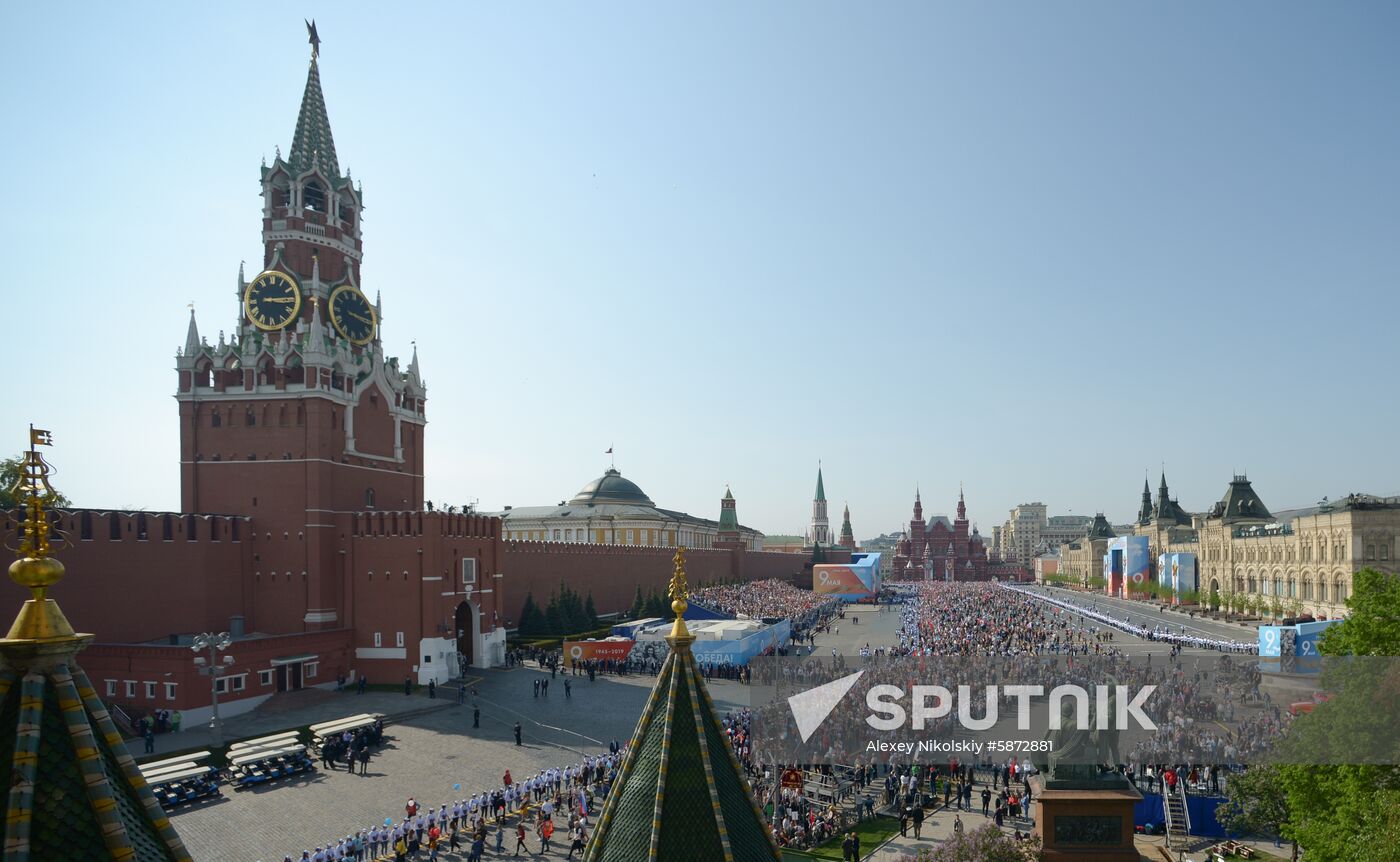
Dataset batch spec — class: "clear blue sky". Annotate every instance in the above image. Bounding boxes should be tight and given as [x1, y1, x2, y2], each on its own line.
[2, 3, 1397, 537]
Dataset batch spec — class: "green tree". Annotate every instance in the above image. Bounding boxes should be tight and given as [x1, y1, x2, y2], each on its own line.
[629, 585, 645, 619]
[1275, 765, 1400, 862]
[1273, 568, 1400, 861]
[642, 590, 668, 619]
[1320, 568, 1400, 655]
[1216, 765, 1295, 859]
[556, 582, 584, 633]
[544, 594, 564, 635]
[584, 592, 598, 628]
[518, 591, 545, 637]
[0, 455, 73, 509]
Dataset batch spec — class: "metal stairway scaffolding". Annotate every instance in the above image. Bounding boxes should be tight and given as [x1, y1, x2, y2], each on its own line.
[1164, 779, 1192, 847]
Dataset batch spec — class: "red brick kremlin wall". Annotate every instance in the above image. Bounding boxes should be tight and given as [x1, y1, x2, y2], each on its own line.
[3, 508, 841, 672]
[502, 541, 850, 623]
[1, 509, 253, 644]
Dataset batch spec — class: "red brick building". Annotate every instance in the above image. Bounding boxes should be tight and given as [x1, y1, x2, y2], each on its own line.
[3, 32, 828, 729]
[890, 488, 995, 581]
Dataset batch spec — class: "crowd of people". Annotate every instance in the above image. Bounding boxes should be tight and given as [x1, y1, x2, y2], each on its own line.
[688, 579, 843, 637]
[750, 583, 1289, 790]
[318, 720, 386, 775]
[273, 746, 628, 861]
[1012, 586, 1259, 653]
[892, 583, 1113, 658]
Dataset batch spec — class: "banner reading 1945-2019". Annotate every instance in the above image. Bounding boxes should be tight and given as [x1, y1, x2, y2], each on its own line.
[563, 639, 635, 666]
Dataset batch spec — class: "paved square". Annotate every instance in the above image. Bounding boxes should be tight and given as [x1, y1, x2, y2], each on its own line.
[167, 667, 752, 861]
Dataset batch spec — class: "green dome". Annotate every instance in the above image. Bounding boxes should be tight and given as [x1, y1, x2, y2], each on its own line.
[570, 469, 654, 507]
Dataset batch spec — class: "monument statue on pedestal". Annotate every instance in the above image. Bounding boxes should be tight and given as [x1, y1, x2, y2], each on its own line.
[1036, 686, 1132, 790]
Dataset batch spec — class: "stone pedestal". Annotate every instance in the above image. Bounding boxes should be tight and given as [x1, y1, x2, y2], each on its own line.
[1032, 776, 1143, 862]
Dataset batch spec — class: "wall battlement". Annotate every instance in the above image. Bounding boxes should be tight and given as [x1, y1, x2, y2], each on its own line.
[3, 508, 251, 546]
[349, 511, 500, 539]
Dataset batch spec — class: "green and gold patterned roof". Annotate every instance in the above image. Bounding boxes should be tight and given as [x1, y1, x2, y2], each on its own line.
[2, 430, 191, 862]
[584, 549, 780, 862]
[288, 56, 340, 179]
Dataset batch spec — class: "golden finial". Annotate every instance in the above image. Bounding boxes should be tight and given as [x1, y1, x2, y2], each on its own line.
[5, 426, 76, 641]
[667, 547, 692, 641]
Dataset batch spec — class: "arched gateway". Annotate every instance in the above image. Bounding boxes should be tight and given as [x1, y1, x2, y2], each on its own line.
[454, 599, 481, 675]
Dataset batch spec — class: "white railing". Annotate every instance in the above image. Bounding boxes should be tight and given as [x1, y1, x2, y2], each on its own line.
[111, 702, 135, 734]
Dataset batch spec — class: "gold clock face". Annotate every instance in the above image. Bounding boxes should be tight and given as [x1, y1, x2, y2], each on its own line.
[328, 285, 377, 345]
[244, 269, 303, 331]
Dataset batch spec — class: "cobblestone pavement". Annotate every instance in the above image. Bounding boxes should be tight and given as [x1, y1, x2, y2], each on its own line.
[136, 688, 460, 761]
[166, 665, 754, 861]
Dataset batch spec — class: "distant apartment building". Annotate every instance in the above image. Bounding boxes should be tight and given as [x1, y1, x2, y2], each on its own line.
[1041, 515, 1094, 550]
[1000, 503, 1048, 564]
[1000, 503, 1093, 564]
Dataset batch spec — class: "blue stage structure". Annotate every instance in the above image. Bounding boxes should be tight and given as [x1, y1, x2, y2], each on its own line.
[1134, 792, 1228, 838]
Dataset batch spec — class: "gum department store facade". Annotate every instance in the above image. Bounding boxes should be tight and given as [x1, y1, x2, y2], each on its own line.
[2, 39, 821, 730]
[1059, 472, 1399, 619]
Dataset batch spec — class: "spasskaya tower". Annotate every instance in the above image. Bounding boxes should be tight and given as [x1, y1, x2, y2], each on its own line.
[174, 22, 426, 629]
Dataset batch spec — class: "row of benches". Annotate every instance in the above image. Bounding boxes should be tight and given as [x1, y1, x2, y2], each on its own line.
[136, 714, 383, 804]
[139, 751, 221, 807]
[309, 713, 382, 754]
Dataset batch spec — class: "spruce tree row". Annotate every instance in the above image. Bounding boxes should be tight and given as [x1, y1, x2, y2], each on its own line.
[517, 582, 599, 637]
[629, 584, 672, 620]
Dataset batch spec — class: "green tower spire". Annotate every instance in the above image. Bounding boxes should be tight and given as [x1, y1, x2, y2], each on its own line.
[1138, 477, 1153, 526]
[717, 486, 739, 534]
[287, 29, 340, 178]
[584, 549, 780, 862]
[815, 465, 826, 502]
[839, 503, 855, 548]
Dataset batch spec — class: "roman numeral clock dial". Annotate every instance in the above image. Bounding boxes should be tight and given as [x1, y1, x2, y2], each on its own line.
[328, 285, 377, 345]
[243, 270, 302, 331]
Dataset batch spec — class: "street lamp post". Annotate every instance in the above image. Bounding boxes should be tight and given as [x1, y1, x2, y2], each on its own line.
[191, 631, 233, 747]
